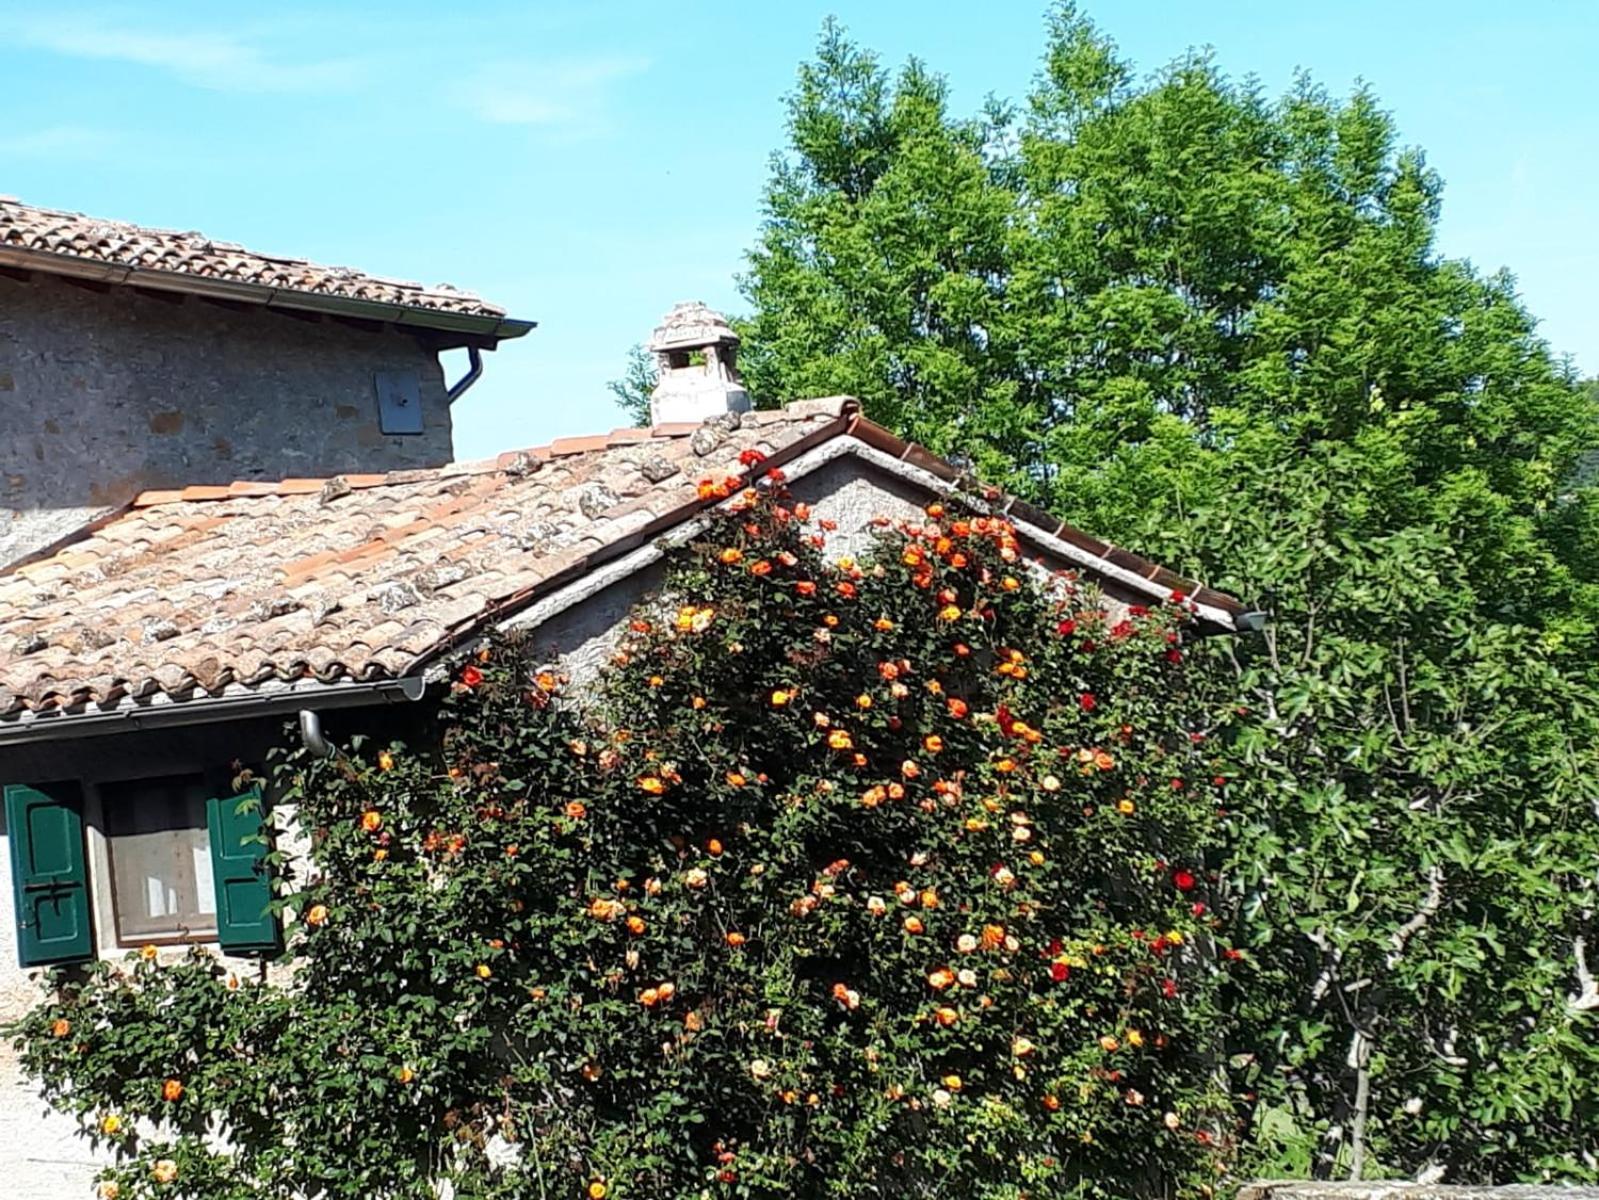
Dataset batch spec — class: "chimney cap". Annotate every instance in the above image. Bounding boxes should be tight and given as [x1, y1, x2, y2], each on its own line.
[647, 300, 741, 354]
[646, 300, 750, 426]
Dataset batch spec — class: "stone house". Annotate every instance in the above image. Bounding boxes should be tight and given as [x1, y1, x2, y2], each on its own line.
[0, 283, 1250, 1196]
[0, 197, 533, 568]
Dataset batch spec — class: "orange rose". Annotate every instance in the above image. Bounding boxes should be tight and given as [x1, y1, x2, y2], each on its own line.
[725, 931, 746, 948]
[377, 750, 395, 771]
[50, 1018, 70, 1038]
[770, 689, 793, 707]
[161, 1078, 184, 1103]
[923, 735, 943, 753]
[933, 1006, 960, 1027]
[903, 916, 925, 935]
[827, 730, 853, 751]
[360, 810, 382, 833]
[719, 547, 743, 565]
[305, 905, 329, 928]
[706, 837, 724, 856]
[638, 776, 665, 795]
[626, 916, 646, 935]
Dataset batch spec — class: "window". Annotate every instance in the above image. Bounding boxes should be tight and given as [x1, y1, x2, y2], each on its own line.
[100, 774, 217, 944]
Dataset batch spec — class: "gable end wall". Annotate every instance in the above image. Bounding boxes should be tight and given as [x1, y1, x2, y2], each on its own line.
[0, 272, 454, 566]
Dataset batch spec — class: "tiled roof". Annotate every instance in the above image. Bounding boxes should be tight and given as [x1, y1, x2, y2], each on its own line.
[0, 196, 522, 330]
[0, 399, 1246, 721]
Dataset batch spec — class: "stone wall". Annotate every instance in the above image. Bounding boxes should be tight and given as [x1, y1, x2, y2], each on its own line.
[1239, 1183, 1599, 1200]
[0, 272, 454, 566]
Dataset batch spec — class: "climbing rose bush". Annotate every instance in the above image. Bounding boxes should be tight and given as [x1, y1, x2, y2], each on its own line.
[14, 478, 1249, 1199]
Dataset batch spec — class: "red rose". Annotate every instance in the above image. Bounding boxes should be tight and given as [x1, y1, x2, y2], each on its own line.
[1172, 869, 1197, 892]
[1056, 619, 1076, 636]
[738, 448, 766, 466]
[1162, 978, 1179, 998]
[1079, 693, 1096, 712]
[1050, 961, 1070, 983]
[460, 665, 484, 688]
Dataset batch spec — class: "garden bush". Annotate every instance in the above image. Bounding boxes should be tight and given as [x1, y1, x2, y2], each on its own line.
[14, 473, 1248, 1199]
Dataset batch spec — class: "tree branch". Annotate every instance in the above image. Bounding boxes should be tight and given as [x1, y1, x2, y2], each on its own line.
[1348, 1028, 1372, 1181]
[1568, 936, 1599, 1014]
[1387, 865, 1445, 970]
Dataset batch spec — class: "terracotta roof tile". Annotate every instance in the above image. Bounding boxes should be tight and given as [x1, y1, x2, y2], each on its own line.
[0, 397, 1245, 722]
[0, 402, 854, 716]
[1, 196, 510, 321]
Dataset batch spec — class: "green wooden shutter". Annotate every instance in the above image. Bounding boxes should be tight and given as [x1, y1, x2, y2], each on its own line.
[206, 783, 280, 954]
[5, 783, 94, 967]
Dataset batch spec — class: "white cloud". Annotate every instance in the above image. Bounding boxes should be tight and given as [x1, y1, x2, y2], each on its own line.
[0, 125, 109, 157]
[453, 56, 649, 138]
[1, 12, 362, 93]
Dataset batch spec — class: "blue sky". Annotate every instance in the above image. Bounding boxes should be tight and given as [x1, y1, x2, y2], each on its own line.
[3, 2, 1595, 460]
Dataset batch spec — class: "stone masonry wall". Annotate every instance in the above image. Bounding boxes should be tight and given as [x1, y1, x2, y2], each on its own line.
[0, 272, 454, 566]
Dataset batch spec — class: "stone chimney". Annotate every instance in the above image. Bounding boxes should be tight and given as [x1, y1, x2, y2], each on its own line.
[647, 301, 751, 425]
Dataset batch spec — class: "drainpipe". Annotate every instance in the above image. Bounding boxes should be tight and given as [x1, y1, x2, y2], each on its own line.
[445, 346, 484, 403]
[298, 709, 337, 759]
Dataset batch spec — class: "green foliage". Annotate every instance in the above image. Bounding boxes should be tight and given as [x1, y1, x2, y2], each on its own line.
[738, 4, 1599, 1183]
[608, 343, 659, 426]
[13, 486, 1246, 1199]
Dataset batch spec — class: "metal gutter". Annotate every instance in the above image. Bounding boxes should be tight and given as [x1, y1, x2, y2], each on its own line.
[445, 346, 485, 404]
[0, 245, 535, 342]
[0, 675, 426, 748]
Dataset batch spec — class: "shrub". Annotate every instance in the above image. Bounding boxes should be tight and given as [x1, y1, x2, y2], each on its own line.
[14, 477, 1246, 1199]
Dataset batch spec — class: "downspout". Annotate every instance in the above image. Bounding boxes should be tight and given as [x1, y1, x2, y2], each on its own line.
[298, 709, 337, 759]
[445, 346, 484, 403]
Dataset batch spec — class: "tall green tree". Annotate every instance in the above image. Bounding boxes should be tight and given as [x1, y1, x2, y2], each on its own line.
[738, 5, 1599, 1183]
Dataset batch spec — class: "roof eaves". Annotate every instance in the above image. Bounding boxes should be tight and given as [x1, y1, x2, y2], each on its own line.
[838, 413, 1247, 628]
[0, 244, 534, 343]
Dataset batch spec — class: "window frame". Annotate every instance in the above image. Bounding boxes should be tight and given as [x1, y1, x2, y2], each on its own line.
[80, 758, 220, 951]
